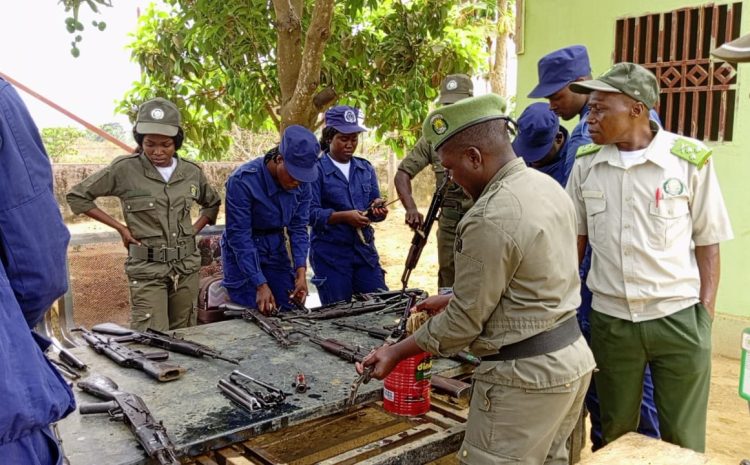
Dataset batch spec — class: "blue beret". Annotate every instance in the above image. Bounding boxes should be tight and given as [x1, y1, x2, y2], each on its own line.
[512, 103, 560, 163]
[279, 125, 319, 183]
[528, 45, 591, 98]
[324, 105, 367, 134]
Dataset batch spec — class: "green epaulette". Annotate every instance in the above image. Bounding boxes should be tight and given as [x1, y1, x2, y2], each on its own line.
[670, 138, 712, 168]
[576, 143, 601, 158]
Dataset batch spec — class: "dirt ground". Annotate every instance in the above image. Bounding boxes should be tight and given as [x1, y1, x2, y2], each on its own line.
[66, 209, 749, 463]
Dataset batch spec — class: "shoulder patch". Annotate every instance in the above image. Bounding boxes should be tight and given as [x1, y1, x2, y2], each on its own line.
[670, 138, 711, 168]
[576, 143, 601, 158]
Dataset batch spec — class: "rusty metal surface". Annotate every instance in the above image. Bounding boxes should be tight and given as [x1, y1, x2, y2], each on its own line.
[57, 313, 463, 465]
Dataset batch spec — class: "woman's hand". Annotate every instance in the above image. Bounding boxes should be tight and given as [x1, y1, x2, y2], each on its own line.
[291, 267, 308, 303]
[256, 283, 277, 316]
[343, 210, 371, 228]
[117, 226, 141, 249]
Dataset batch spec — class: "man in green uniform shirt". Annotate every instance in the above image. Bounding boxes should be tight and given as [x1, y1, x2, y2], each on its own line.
[361, 94, 595, 464]
[395, 74, 475, 289]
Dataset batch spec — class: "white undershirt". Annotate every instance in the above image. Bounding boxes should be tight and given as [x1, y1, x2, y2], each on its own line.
[328, 154, 351, 180]
[156, 157, 178, 182]
[619, 149, 647, 169]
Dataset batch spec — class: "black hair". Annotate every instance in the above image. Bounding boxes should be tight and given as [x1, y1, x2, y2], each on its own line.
[319, 126, 340, 153]
[133, 127, 184, 151]
[263, 146, 281, 163]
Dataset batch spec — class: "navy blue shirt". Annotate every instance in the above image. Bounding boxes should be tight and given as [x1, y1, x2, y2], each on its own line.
[535, 126, 572, 186]
[309, 154, 382, 248]
[0, 78, 75, 445]
[222, 156, 311, 289]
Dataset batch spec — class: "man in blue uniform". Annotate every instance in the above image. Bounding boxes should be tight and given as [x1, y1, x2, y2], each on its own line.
[222, 125, 319, 314]
[528, 47, 660, 449]
[309, 106, 388, 305]
[512, 102, 571, 185]
[0, 78, 75, 464]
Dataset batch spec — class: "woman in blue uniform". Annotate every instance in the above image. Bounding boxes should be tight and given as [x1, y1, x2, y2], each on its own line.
[222, 125, 319, 315]
[309, 106, 389, 305]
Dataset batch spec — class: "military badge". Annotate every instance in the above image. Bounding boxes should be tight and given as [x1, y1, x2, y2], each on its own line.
[663, 178, 684, 196]
[150, 108, 165, 120]
[446, 79, 458, 90]
[344, 110, 357, 123]
[190, 184, 198, 198]
[430, 114, 448, 135]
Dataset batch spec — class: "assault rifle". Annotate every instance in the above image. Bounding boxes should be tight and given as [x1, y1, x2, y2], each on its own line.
[281, 299, 389, 321]
[74, 327, 186, 382]
[303, 332, 471, 399]
[332, 320, 481, 367]
[78, 374, 180, 465]
[223, 306, 294, 348]
[401, 175, 450, 290]
[91, 322, 239, 364]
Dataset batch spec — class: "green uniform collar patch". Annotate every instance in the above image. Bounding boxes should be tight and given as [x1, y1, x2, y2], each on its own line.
[670, 138, 711, 168]
[576, 143, 601, 158]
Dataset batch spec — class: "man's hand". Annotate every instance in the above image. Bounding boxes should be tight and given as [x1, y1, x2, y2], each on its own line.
[291, 268, 308, 303]
[256, 283, 277, 316]
[405, 208, 424, 229]
[343, 210, 371, 228]
[413, 294, 452, 316]
[117, 226, 140, 249]
[356, 345, 399, 380]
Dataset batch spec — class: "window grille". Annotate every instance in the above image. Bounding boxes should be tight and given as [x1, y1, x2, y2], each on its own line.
[615, 3, 742, 141]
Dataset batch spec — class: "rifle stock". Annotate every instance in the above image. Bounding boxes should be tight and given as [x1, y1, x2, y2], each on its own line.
[78, 374, 180, 465]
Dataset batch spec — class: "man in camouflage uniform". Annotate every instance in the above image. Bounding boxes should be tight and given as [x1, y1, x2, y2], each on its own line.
[395, 74, 475, 289]
[67, 98, 221, 331]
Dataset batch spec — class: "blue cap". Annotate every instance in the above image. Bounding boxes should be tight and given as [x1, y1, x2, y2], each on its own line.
[512, 103, 560, 163]
[279, 125, 320, 183]
[528, 45, 591, 98]
[324, 105, 367, 134]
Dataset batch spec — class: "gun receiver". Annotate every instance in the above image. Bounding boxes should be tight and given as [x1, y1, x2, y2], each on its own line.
[74, 327, 186, 382]
[224, 307, 294, 348]
[78, 374, 180, 465]
[401, 176, 450, 290]
[218, 370, 288, 413]
[304, 332, 471, 399]
[91, 322, 239, 364]
[332, 320, 480, 367]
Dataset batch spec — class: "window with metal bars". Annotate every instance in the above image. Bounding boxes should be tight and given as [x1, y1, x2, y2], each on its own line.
[615, 3, 742, 142]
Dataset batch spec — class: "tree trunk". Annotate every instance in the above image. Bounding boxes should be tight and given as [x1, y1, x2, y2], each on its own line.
[488, 0, 511, 97]
[272, 0, 304, 108]
[275, 0, 336, 131]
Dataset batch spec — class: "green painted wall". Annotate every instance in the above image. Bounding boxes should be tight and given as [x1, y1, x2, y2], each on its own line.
[516, 0, 750, 317]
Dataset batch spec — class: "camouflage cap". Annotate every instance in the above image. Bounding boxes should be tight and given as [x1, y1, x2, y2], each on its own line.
[438, 74, 474, 104]
[135, 97, 181, 137]
[423, 94, 507, 149]
[569, 62, 659, 108]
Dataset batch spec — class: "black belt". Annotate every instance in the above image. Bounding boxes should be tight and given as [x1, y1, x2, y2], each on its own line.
[128, 242, 195, 263]
[483, 317, 581, 361]
[253, 227, 285, 236]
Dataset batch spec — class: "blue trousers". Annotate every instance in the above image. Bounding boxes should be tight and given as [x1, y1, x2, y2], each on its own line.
[226, 265, 295, 311]
[310, 244, 387, 305]
[0, 426, 62, 465]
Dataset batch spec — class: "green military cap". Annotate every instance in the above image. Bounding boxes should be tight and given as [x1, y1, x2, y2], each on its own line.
[135, 97, 181, 137]
[438, 74, 474, 104]
[570, 62, 659, 109]
[423, 93, 507, 149]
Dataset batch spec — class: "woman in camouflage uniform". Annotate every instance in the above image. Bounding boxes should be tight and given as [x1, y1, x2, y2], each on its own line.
[67, 98, 221, 331]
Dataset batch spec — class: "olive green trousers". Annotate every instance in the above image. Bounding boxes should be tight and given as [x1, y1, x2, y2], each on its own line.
[590, 303, 712, 452]
[127, 271, 199, 332]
